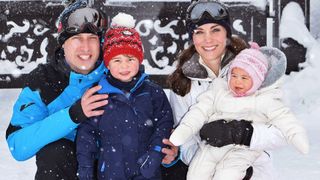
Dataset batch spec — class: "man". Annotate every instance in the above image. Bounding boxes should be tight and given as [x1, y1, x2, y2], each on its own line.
[5, 1, 178, 179]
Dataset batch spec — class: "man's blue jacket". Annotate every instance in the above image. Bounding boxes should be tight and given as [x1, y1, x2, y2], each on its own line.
[5, 49, 105, 161]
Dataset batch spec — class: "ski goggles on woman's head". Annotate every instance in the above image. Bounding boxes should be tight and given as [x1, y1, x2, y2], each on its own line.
[59, 7, 107, 35]
[187, 0, 229, 23]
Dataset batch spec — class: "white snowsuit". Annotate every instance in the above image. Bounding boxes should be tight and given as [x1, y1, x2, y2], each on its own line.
[170, 47, 306, 180]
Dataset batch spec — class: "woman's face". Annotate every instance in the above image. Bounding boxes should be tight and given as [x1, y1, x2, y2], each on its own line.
[192, 23, 228, 65]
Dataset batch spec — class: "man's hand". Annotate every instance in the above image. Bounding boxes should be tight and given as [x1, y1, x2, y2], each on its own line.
[161, 139, 179, 164]
[81, 85, 108, 118]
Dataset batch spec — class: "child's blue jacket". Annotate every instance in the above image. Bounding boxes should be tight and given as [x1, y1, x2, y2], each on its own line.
[76, 72, 174, 179]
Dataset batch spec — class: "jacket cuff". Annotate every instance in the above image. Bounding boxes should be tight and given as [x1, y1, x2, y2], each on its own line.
[69, 99, 88, 124]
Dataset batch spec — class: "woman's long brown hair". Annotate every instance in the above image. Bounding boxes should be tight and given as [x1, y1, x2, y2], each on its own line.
[167, 36, 249, 96]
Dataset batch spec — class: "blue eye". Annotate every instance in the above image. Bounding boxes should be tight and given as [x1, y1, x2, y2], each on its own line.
[112, 59, 120, 63]
[128, 57, 137, 62]
[212, 28, 221, 33]
[90, 36, 99, 40]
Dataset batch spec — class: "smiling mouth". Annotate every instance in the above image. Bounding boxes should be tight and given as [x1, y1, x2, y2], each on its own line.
[79, 55, 91, 60]
[203, 46, 217, 51]
[120, 71, 130, 76]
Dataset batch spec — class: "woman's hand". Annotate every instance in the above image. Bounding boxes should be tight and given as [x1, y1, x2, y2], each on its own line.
[200, 119, 253, 147]
[81, 85, 108, 118]
[161, 139, 179, 164]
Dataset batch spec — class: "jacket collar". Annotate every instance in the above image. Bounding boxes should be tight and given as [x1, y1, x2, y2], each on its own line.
[68, 62, 105, 86]
[98, 69, 149, 95]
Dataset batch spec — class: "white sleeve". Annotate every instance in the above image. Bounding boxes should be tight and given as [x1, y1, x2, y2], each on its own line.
[180, 136, 200, 165]
[169, 90, 199, 165]
[250, 123, 287, 151]
[255, 91, 309, 154]
[170, 89, 215, 146]
[169, 90, 191, 127]
[169, 88, 218, 164]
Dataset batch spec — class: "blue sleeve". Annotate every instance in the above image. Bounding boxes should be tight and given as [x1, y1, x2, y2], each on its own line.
[149, 87, 174, 153]
[6, 87, 78, 161]
[137, 86, 174, 177]
[76, 117, 99, 178]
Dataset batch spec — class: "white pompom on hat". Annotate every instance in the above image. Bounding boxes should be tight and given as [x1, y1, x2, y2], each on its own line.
[110, 12, 136, 28]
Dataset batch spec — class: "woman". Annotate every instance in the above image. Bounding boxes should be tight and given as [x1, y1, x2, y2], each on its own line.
[166, 1, 286, 179]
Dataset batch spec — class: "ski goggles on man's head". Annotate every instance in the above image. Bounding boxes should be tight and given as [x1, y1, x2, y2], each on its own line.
[58, 7, 107, 35]
[187, 0, 229, 23]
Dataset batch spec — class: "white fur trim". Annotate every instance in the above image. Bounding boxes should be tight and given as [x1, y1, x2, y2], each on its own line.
[111, 12, 136, 28]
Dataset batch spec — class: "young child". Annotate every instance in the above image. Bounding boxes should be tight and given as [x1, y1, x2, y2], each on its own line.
[76, 13, 174, 180]
[169, 44, 309, 180]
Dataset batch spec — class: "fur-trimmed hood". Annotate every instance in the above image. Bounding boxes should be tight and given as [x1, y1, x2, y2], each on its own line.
[181, 50, 235, 80]
[259, 46, 287, 89]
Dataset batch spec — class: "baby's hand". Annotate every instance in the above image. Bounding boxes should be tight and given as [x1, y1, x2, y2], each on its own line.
[169, 125, 193, 146]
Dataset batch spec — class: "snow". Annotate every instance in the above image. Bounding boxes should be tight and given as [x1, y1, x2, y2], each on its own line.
[272, 3, 320, 178]
[310, 0, 320, 38]
[1, 1, 320, 180]
[0, 89, 36, 179]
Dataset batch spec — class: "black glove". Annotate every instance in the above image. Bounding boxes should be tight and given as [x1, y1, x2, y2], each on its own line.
[199, 119, 253, 147]
[69, 99, 88, 124]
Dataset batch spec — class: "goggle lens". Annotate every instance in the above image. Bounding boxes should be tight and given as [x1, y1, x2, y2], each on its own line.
[60, 7, 106, 34]
[189, 2, 228, 23]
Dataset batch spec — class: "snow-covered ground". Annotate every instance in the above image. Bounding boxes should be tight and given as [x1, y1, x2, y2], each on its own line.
[1, 1, 320, 180]
[0, 89, 36, 179]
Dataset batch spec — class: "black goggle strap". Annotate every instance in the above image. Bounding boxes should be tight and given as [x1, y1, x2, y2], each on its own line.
[189, 1, 228, 22]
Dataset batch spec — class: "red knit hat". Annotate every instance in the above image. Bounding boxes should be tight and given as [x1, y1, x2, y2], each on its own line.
[103, 13, 144, 66]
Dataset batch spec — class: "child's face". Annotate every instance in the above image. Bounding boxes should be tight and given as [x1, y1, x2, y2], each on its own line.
[107, 54, 140, 82]
[229, 67, 253, 96]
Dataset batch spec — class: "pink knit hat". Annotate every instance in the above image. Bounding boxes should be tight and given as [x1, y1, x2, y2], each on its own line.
[228, 42, 269, 96]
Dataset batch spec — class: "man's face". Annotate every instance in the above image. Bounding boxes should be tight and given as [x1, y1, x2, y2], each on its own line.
[63, 33, 100, 74]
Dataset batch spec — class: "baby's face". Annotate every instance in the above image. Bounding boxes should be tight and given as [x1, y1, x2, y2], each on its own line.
[229, 67, 253, 96]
